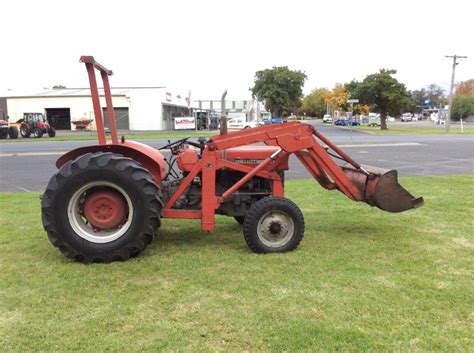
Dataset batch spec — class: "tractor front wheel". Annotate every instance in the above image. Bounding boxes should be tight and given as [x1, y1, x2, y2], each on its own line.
[243, 197, 304, 253]
[41, 152, 163, 263]
[20, 125, 30, 138]
[34, 128, 43, 138]
[48, 127, 56, 137]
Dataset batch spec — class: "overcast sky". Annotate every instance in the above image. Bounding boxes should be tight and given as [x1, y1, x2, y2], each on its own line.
[2, 0, 472, 100]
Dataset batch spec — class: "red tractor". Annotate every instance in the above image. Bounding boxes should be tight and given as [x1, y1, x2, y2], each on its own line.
[19, 112, 56, 138]
[0, 119, 19, 139]
[41, 57, 423, 263]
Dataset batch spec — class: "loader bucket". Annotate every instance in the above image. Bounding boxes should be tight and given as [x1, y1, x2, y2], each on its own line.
[342, 164, 424, 213]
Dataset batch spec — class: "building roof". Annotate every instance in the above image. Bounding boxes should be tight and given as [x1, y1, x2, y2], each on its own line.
[2, 87, 166, 99]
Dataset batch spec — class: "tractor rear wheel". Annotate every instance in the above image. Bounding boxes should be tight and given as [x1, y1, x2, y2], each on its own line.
[41, 152, 163, 263]
[20, 125, 30, 138]
[243, 197, 304, 253]
[34, 128, 43, 138]
[0, 129, 7, 139]
[48, 127, 56, 137]
[8, 127, 19, 139]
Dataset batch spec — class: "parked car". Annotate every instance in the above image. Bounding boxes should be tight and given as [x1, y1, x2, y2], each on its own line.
[401, 113, 413, 122]
[322, 114, 333, 123]
[226, 118, 260, 130]
[335, 119, 360, 126]
[271, 117, 284, 124]
[387, 116, 396, 122]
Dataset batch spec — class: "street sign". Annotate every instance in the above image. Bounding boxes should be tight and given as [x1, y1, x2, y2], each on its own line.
[347, 99, 359, 104]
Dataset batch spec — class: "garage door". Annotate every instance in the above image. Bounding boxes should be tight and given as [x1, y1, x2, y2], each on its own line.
[46, 108, 71, 130]
[102, 107, 129, 130]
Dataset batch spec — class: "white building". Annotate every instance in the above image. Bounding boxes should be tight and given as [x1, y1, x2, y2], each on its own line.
[1, 87, 193, 131]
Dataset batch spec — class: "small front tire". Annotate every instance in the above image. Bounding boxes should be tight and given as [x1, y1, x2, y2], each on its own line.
[243, 197, 304, 253]
[20, 126, 31, 138]
[34, 128, 43, 138]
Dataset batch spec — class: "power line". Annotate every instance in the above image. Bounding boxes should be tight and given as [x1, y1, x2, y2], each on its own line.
[445, 55, 467, 132]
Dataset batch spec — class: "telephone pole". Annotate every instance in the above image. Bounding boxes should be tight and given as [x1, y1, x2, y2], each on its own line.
[445, 55, 467, 132]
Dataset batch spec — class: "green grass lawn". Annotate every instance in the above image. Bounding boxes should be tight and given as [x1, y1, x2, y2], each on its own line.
[1, 176, 473, 351]
[353, 125, 474, 135]
[0, 131, 216, 143]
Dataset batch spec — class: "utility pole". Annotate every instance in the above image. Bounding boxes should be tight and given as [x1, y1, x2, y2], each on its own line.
[445, 55, 467, 132]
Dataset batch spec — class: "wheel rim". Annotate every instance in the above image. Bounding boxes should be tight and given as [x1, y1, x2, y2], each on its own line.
[256, 210, 295, 248]
[67, 181, 133, 243]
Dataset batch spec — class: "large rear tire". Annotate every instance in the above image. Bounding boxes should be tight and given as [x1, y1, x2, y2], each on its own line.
[0, 129, 7, 139]
[41, 152, 163, 263]
[243, 197, 304, 253]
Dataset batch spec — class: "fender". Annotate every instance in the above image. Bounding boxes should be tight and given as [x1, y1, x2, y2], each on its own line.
[56, 140, 167, 184]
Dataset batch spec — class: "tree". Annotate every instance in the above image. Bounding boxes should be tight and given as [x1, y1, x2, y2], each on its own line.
[250, 67, 307, 117]
[425, 84, 448, 107]
[300, 88, 328, 117]
[410, 88, 427, 112]
[324, 84, 350, 115]
[451, 80, 474, 121]
[451, 96, 474, 120]
[344, 80, 369, 115]
[357, 69, 411, 130]
[455, 79, 474, 96]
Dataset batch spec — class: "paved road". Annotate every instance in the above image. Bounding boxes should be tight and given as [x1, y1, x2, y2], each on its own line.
[1, 123, 473, 192]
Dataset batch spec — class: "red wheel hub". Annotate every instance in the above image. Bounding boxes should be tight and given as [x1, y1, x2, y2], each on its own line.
[83, 189, 127, 229]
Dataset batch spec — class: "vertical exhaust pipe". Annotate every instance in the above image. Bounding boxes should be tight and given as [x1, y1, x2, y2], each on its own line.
[220, 90, 227, 136]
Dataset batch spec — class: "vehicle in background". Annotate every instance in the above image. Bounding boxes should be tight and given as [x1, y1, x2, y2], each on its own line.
[18, 113, 56, 138]
[401, 113, 413, 122]
[322, 114, 333, 123]
[227, 117, 260, 130]
[0, 119, 19, 139]
[334, 119, 360, 127]
[271, 117, 284, 124]
[387, 116, 396, 122]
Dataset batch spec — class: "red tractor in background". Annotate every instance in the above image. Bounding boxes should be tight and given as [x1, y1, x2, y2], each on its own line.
[19, 112, 56, 138]
[0, 119, 19, 139]
[41, 57, 423, 263]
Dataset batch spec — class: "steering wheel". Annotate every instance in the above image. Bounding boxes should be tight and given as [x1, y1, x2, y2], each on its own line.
[158, 137, 191, 150]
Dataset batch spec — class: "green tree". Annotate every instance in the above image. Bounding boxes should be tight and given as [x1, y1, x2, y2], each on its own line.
[250, 66, 307, 117]
[344, 80, 369, 115]
[451, 96, 474, 121]
[358, 69, 411, 130]
[300, 88, 328, 117]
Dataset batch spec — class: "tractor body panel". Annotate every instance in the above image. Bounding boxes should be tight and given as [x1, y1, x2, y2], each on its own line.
[224, 146, 289, 170]
[56, 140, 167, 184]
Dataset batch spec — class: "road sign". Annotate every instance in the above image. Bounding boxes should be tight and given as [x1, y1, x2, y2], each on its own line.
[347, 99, 359, 104]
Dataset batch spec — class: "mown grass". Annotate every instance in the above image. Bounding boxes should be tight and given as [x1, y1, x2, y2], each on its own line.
[353, 125, 474, 135]
[0, 131, 215, 143]
[1, 176, 473, 351]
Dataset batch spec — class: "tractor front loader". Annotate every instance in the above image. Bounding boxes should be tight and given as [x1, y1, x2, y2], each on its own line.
[41, 57, 423, 263]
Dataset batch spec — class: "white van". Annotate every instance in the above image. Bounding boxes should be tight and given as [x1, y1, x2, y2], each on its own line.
[227, 117, 259, 130]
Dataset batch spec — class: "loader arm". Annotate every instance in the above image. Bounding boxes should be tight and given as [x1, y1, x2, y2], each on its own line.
[209, 122, 423, 212]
